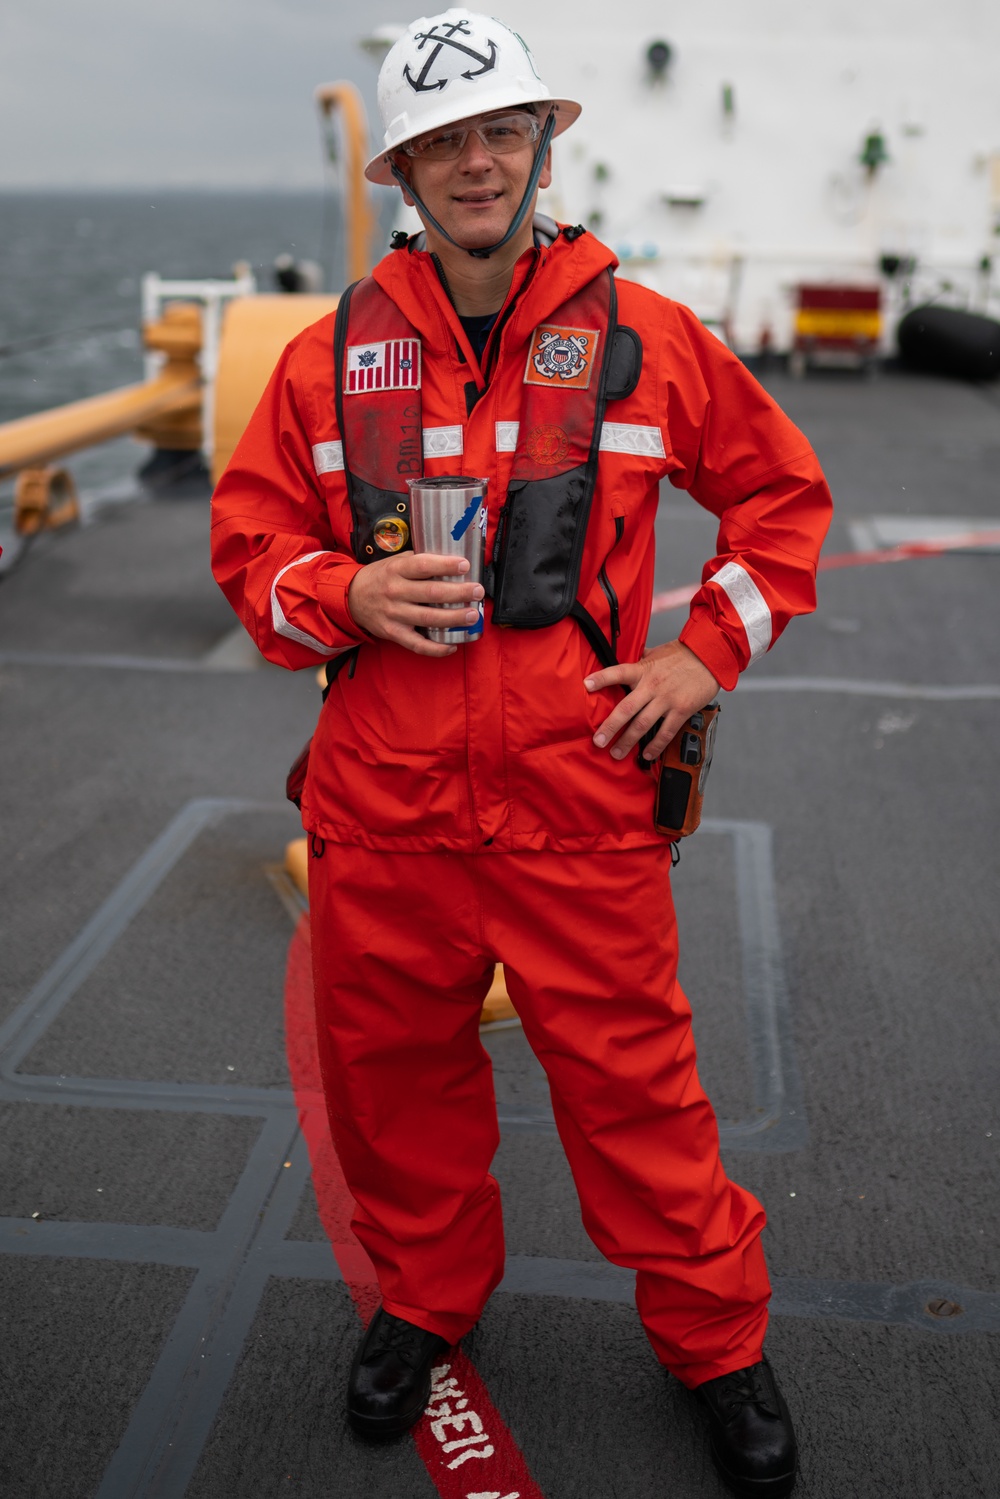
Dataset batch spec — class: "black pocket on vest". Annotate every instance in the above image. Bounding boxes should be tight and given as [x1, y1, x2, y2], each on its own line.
[490, 467, 590, 627]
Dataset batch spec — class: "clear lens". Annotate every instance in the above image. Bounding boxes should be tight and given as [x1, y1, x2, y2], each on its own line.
[405, 112, 541, 161]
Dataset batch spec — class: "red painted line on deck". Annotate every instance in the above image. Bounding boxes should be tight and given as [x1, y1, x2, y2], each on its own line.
[649, 528, 1000, 616]
[284, 913, 547, 1499]
[815, 527, 1000, 571]
[650, 584, 699, 614]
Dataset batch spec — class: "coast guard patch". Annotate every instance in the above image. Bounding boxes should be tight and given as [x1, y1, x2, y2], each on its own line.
[346, 339, 421, 394]
[524, 323, 598, 389]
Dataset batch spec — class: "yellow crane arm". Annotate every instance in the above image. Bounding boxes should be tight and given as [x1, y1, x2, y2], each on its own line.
[0, 369, 200, 480]
[315, 80, 378, 284]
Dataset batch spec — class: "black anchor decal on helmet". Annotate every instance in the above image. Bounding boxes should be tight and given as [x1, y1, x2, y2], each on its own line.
[403, 18, 499, 93]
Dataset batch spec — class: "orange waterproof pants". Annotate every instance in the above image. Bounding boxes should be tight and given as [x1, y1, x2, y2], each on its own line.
[309, 843, 771, 1387]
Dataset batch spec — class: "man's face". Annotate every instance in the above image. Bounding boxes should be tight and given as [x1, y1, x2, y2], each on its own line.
[395, 109, 553, 254]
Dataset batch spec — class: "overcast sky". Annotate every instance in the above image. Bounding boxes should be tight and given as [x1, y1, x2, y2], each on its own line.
[0, 0, 385, 188]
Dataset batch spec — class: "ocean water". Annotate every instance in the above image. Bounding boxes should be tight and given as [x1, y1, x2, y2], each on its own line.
[0, 190, 383, 502]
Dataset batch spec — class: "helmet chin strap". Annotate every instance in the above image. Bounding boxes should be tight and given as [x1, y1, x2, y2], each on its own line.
[389, 109, 557, 260]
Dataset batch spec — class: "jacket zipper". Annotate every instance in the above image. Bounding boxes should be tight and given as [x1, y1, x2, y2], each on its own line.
[430, 245, 540, 593]
[482, 250, 540, 382]
[483, 250, 544, 595]
[430, 249, 537, 387]
[491, 500, 512, 575]
[597, 514, 625, 656]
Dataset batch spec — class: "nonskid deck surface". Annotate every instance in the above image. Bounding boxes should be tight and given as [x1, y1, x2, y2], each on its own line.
[1, 369, 997, 1498]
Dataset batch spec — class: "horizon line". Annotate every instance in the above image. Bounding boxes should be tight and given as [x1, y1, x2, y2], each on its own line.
[0, 183, 346, 195]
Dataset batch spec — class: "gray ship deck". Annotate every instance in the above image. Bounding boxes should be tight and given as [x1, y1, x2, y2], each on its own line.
[1, 367, 997, 1498]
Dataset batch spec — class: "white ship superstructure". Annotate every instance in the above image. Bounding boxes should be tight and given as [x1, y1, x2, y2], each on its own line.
[390, 0, 1000, 351]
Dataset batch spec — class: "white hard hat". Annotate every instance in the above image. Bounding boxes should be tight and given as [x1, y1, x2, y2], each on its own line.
[365, 8, 581, 185]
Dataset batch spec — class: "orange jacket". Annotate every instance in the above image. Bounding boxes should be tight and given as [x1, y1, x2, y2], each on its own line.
[212, 229, 832, 852]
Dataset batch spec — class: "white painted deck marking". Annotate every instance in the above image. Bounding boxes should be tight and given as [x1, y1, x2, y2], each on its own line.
[0, 780, 992, 1499]
[200, 623, 263, 671]
[735, 677, 1000, 700]
[496, 818, 808, 1152]
[428, 1365, 496, 1470]
[848, 516, 1000, 554]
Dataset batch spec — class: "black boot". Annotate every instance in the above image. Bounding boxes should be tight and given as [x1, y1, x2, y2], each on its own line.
[696, 1357, 797, 1497]
[347, 1307, 450, 1439]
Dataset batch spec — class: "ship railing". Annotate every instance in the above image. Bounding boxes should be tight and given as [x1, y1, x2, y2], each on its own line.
[141, 271, 257, 464]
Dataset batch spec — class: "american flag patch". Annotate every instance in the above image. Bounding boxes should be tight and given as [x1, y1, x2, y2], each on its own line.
[345, 339, 421, 394]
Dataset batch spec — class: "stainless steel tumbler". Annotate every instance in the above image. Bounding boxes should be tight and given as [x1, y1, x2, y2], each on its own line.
[406, 475, 488, 644]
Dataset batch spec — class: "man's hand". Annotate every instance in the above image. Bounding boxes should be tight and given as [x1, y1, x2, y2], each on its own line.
[348, 552, 485, 657]
[584, 640, 720, 761]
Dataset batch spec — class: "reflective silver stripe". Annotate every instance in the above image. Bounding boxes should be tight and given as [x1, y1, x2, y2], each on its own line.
[495, 420, 520, 452]
[271, 551, 341, 656]
[711, 561, 772, 662]
[312, 441, 344, 475]
[423, 425, 463, 458]
[598, 422, 666, 458]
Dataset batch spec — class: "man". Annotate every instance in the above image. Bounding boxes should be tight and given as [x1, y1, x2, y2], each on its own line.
[212, 11, 831, 1495]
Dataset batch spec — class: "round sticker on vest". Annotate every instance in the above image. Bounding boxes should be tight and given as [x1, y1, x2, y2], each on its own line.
[374, 515, 410, 553]
[525, 425, 569, 465]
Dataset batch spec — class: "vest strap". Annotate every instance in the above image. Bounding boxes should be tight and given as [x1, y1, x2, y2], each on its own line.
[333, 280, 421, 564]
[489, 269, 618, 629]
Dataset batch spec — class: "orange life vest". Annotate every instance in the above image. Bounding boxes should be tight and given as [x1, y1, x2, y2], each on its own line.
[334, 267, 640, 659]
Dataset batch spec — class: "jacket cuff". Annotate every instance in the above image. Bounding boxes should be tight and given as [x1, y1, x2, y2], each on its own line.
[679, 614, 743, 693]
[316, 561, 368, 643]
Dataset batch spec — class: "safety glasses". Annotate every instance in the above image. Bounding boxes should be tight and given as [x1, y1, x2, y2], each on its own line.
[401, 111, 543, 162]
